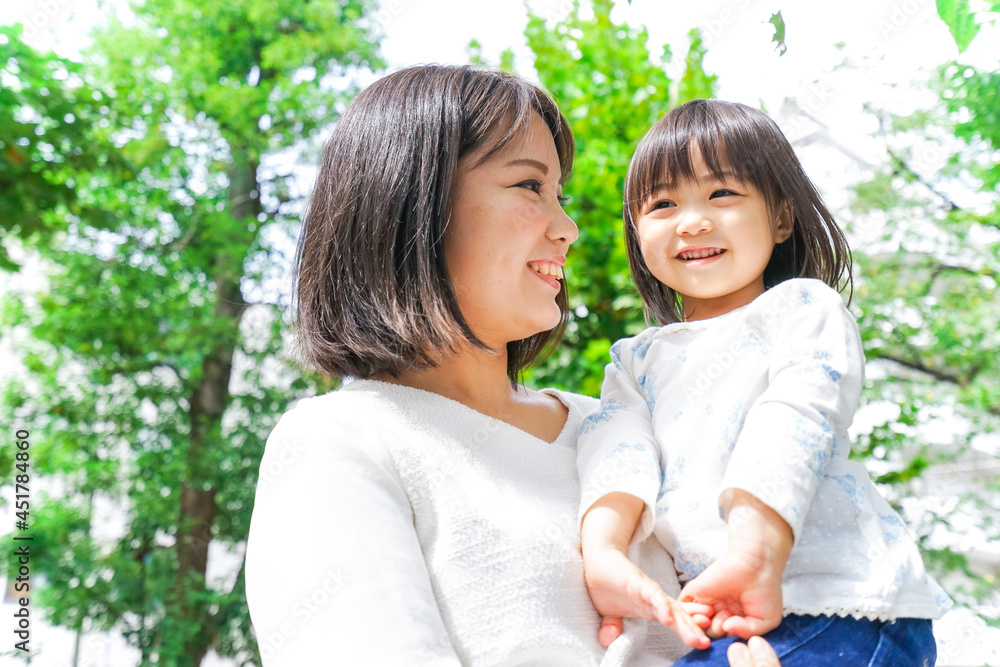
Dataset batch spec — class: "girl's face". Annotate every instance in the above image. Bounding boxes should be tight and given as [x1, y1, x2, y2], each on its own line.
[444, 112, 578, 349]
[634, 147, 792, 321]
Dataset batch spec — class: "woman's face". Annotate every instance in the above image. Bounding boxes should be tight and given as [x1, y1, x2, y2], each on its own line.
[444, 112, 578, 350]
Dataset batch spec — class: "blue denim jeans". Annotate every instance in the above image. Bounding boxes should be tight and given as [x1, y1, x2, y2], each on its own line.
[673, 614, 936, 667]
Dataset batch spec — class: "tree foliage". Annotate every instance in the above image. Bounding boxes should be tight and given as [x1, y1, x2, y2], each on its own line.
[0, 25, 125, 270]
[2, 0, 997, 661]
[849, 2, 1000, 623]
[524, 0, 717, 397]
[0, 0, 380, 662]
[524, 0, 999, 631]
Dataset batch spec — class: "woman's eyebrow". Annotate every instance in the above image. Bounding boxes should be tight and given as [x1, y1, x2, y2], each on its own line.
[505, 158, 549, 174]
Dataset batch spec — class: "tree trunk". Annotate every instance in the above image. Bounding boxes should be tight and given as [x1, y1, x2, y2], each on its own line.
[175, 158, 259, 665]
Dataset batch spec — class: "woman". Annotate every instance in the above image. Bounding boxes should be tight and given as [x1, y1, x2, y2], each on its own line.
[245, 64, 780, 667]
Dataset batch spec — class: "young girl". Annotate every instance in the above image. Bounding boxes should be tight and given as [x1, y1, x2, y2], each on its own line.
[577, 99, 951, 665]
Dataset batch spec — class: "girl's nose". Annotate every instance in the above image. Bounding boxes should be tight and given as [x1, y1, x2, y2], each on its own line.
[675, 210, 714, 236]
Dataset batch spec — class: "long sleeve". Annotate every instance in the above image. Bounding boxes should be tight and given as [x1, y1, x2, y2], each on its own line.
[719, 281, 864, 543]
[245, 403, 462, 666]
[577, 336, 663, 540]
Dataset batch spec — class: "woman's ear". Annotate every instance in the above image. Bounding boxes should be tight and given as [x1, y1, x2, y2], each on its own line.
[772, 204, 793, 244]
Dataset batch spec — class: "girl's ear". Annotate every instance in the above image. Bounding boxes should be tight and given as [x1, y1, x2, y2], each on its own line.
[773, 204, 794, 244]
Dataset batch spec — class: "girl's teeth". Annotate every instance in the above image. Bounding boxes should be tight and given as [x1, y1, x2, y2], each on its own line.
[683, 249, 722, 260]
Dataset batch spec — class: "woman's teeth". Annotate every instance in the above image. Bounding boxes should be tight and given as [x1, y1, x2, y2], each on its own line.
[679, 248, 725, 260]
[528, 262, 564, 279]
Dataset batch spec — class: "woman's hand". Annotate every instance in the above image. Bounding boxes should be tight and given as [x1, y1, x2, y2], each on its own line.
[727, 636, 782, 667]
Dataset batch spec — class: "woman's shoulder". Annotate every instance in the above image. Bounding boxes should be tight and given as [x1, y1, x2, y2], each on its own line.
[275, 385, 381, 430]
[542, 388, 599, 416]
[265, 384, 406, 469]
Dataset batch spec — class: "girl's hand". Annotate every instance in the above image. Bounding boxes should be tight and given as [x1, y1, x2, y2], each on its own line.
[584, 546, 712, 649]
[682, 489, 792, 638]
[678, 547, 784, 639]
[581, 493, 711, 649]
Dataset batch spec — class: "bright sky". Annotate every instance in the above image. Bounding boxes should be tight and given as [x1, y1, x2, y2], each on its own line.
[2, 1, 999, 665]
[11, 0, 995, 218]
[5, 0, 996, 211]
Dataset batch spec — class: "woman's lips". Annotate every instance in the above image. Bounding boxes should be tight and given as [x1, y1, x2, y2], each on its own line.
[527, 261, 563, 289]
[527, 260, 565, 278]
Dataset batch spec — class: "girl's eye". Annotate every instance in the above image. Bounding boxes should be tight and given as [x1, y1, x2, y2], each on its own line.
[710, 189, 738, 199]
[647, 199, 675, 212]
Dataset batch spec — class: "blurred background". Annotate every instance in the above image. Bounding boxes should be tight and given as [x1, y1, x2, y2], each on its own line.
[0, 0, 998, 664]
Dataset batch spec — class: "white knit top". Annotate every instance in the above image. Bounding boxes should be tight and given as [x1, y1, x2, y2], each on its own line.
[246, 379, 691, 666]
[578, 278, 952, 622]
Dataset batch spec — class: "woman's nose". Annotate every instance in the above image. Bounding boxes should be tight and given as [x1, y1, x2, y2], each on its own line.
[548, 205, 579, 247]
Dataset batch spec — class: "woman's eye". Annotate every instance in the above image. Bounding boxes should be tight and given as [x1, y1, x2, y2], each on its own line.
[557, 194, 571, 206]
[518, 180, 543, 194]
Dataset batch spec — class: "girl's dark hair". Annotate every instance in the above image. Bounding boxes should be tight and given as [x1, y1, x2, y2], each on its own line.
[293, 65, 575, 380]
[623, 99, 852, 324]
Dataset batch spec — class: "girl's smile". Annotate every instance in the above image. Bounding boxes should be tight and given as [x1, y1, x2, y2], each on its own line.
[634, 148, 791, 322]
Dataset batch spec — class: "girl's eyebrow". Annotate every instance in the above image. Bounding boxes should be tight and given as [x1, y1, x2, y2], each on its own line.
[646, 171, 740, 195]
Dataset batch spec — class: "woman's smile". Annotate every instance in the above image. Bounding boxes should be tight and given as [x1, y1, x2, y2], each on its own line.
[527, 258, 566, 289]
[444, 111, 578, 347]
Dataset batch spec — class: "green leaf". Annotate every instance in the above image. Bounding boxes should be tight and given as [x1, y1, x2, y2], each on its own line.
[768, 11, 787, 55]
[936, 0, 981, 52]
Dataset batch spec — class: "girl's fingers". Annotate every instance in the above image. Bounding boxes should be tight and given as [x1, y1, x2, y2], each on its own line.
[680, 600, 715, 617]
[644, 582, 679, 627]
[691, 613, 713, 629]
[663, 597, 710, 649]
[721, 614, 752, 638]
[708, 610, 731, 638]
[598, 616, 623, 648]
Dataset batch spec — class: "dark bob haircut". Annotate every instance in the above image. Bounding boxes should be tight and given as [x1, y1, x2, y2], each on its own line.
[293, 65, 575, 380]
[623, 99, 852, 324]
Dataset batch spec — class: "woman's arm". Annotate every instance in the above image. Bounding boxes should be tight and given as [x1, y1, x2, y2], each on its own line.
[246, 403, 462, 666]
